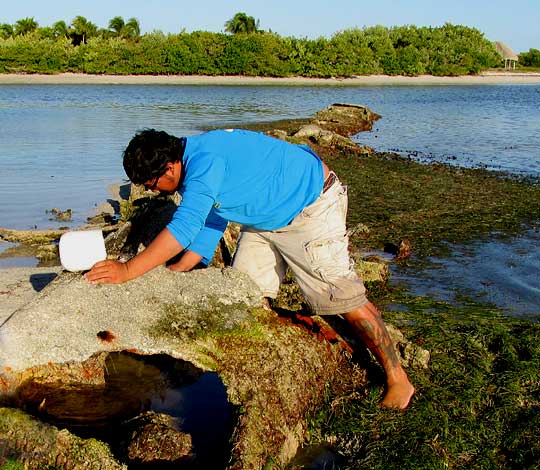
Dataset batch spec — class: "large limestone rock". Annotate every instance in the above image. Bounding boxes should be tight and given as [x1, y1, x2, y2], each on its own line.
[0, 103, 422, 469]
[0, 267, 356, 469]
[0, 267, 61, 324]
[0, 267, 262, 372]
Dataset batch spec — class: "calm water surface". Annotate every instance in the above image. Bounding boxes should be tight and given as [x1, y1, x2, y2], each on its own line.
[1, 84, 539, 230]
[1, 83, 539, 315]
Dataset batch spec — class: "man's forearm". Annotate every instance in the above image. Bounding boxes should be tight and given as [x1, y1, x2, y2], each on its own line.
[168, 250, 203, 272]
[125, 228, 183, 280]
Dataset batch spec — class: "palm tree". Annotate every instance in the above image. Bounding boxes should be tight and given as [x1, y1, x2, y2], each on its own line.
[69, 16, 97, 45]
[108, 16, 140, 39]
[124, 18, 140, 39]
[53, 20, 69, 39]
[14, 17, 38, 36]
[0, 23, 13, 39]
[108, 16, 125, 36]
[224, 12, 260, 34]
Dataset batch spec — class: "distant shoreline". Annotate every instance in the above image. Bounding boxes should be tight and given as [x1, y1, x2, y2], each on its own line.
[1, 71, 540, 86]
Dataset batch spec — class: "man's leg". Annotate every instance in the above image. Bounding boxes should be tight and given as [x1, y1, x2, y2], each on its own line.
[260, 175, 414, 409]
[232, 229, 287, 298]
[343, 301, 414, 409]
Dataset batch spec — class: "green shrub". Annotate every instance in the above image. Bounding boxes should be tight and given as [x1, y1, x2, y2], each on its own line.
[0, 24, 501, 77]
[519, 48, 540, 67]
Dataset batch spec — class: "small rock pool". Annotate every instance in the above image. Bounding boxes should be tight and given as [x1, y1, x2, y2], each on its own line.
[11, 352, 235, 469]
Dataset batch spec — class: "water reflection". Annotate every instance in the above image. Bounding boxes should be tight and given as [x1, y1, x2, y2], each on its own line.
[0, 242, 38, 268]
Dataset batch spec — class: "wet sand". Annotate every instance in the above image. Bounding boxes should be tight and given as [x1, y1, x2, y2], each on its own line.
[1, 71, 540, 86]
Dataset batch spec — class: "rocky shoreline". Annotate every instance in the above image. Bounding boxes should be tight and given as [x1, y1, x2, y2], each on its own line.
[2, 101, 540, 469]
[0, 103, 423, 469]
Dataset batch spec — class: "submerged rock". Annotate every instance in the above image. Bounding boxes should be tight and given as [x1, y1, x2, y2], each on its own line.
[386, 324, 431, 369]
[384, 238, 413, 261]
[47, 208, 73, 222]
[253, 102, 379, 141]
[356, 258, 389, 284]
[35, 243, 59, 261]
[0, 227, 66, 245]
[293, 124, 361, 153]
[314, 103, 380, 135]
[263, 103, 379, 160]
[125, 411, 193, 464]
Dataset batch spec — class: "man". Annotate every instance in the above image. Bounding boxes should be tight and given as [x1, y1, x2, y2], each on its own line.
[85, 128, 414, 409]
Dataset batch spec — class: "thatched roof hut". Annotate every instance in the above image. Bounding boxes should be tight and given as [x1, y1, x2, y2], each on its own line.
[495, 42, 519, 69]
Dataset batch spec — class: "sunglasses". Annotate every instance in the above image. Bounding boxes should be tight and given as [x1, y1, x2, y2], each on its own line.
[144, 176, 160, 191]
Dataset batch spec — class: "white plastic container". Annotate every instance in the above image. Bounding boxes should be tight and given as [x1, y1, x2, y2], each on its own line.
[59, 229, 107, 272]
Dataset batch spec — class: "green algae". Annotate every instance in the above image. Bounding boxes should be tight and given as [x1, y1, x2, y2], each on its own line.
[239, 117, 540, 469]
[149, 296, 257, 342]
[0, 461, 24, 470]
[166, 117, 540, 468]
[242, 115, 540, 468]
[327, 152, 540, 260]
[301, 289, 540, 470]
[244, 113, 540, 264]
[0, 407, 124, 469]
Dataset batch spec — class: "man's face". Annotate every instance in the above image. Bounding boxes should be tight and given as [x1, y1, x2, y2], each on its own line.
[143, 161, 182, 194]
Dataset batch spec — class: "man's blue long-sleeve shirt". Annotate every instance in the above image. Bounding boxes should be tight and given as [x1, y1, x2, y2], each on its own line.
[166, 129, 324, 262]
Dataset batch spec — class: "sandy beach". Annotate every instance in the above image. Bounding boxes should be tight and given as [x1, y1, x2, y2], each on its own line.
[1, 71, 540, 86]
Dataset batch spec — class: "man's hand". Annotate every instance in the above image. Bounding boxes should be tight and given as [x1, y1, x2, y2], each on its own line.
[84, 228, 183, 284]
[85, 260, 130, 284]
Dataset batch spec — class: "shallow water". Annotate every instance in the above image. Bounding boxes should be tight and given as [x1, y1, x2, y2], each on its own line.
[0, 241, 38, 268]
[1, 84, 539, 230]
[391, 227, 540, 318]
[14, 352, 234, 468]
[357, 84, 540, 176]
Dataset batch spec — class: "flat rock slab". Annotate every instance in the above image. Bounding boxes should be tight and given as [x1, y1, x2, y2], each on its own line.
[0, 267, 61, 325]
[0, 266, 262, 372]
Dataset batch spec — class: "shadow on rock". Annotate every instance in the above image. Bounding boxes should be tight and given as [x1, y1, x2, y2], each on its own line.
[29, 272, 58, 293]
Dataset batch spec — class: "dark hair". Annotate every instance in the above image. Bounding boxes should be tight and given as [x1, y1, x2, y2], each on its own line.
[123, 129, 186, 184]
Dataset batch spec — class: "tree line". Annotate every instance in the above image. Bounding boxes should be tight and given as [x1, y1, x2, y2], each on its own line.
[0, 13, 505, 77]
[519, 48, 540, 67]
[0, 16, 141, 44]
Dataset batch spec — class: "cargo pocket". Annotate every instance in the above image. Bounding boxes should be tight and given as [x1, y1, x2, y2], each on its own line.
[300, 194, 335, 220]
[304, 234, 352, 285]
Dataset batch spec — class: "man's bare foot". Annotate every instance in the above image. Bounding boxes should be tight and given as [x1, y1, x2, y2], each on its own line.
[381, 379, 415, 409]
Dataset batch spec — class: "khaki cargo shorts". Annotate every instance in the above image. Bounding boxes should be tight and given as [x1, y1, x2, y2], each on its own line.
[232, 174, 368, 315]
